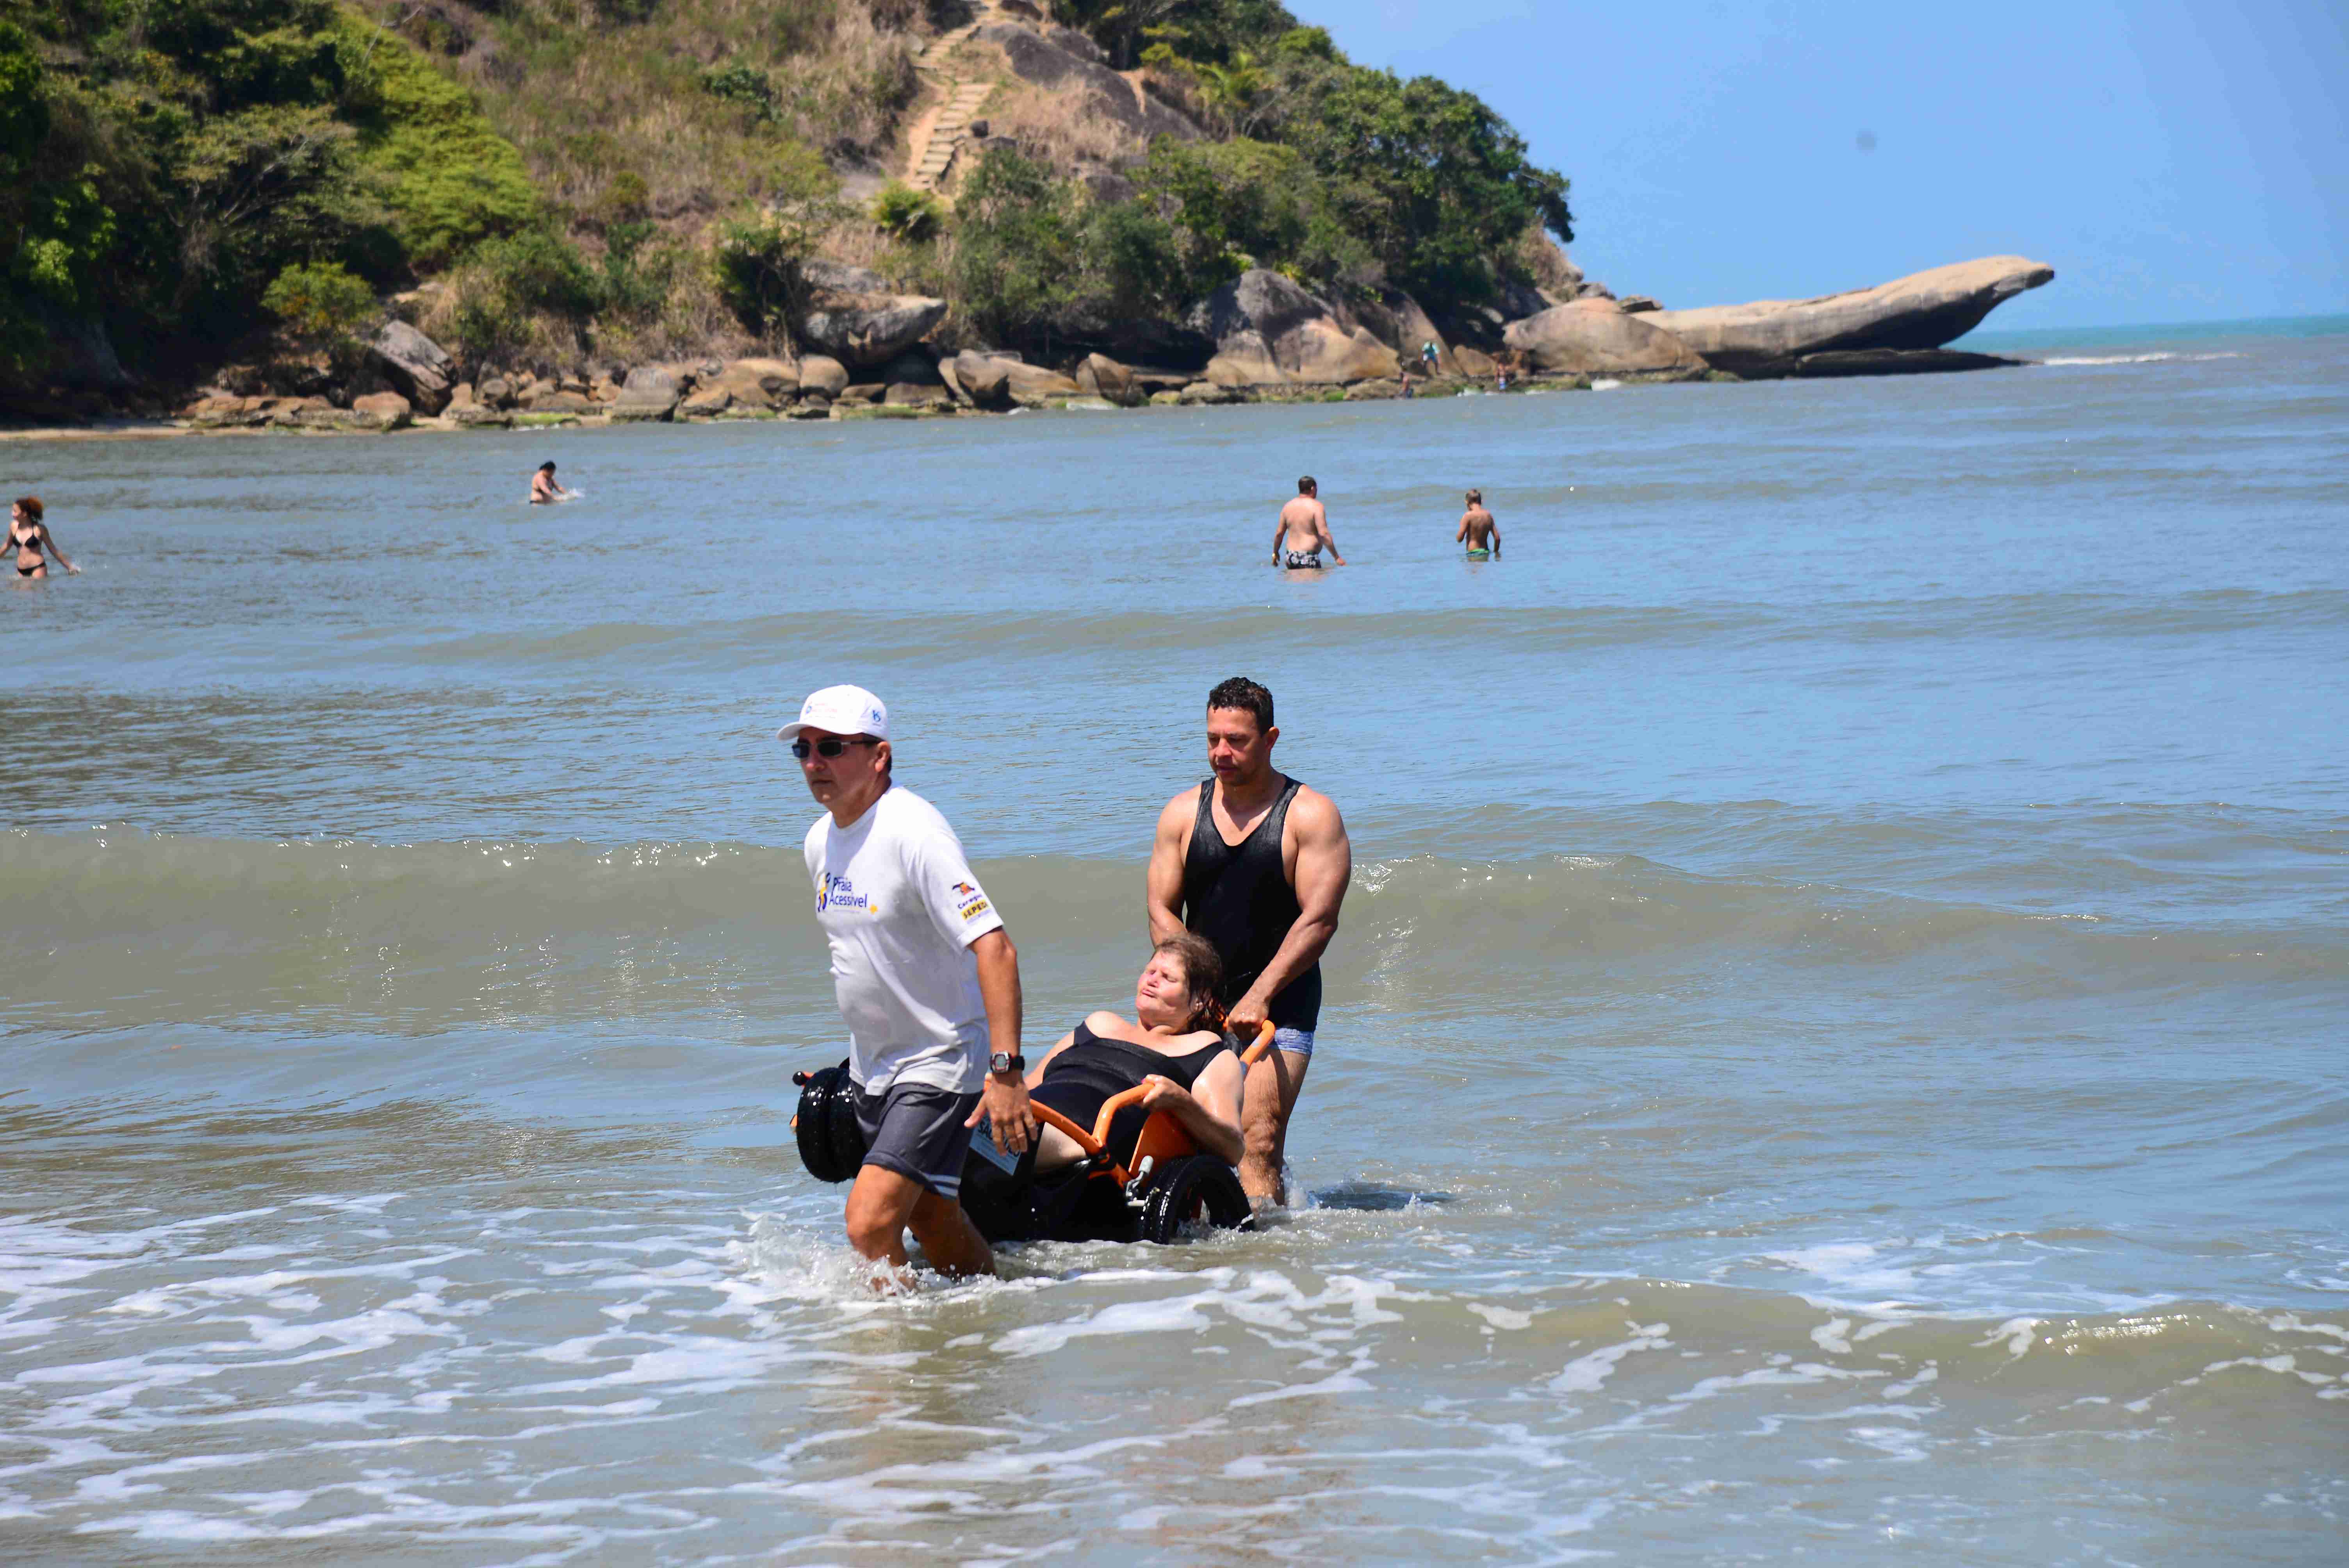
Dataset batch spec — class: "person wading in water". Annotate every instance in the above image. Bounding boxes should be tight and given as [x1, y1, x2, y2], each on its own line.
[1146, 677, 1352, 1208]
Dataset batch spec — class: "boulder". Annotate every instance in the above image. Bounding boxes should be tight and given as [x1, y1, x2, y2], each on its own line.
[1350, 290, 1461, 376]
[1617, 296, 1662, 314]
[788, 395, 832, 419]
[975, 23, 1203, 144]
[797, 266, 949, 368]
[1344, 379, 1401, 401]
[1194, 271, 1400, 388]
[952, 352, 1079, 410]
[367, 321, 456, 414]
[477, 376, 516, 410]
[349, 391, 413, 431]
[1503, 298, 1712, 379]
[1641, 256, 2056, 378]
[1451, 346, 1498, 380]
[267, 395, 335, 427]
[1178, 380, 1237, 405]
[182, 394, 266, 428]
[678, 386, 733, 418]
[450, 381, 477, 407]
[1148, 388, 1182, 406]
[720, 357, 800, 408]
[588, 373, 620, 403]
[529, 390, 597, 414]
[884, 382, 951, 408]
[953, 352, 1014, 410]
[447, 402, 513, 429]
[1074, 353, 1141, 406]
[797, 355, 850, 397]
[608, 365, 681, 422]
[837, 383, 884, 405]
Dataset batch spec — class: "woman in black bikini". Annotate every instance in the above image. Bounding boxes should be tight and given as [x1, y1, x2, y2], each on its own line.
[1025, 932, 1246, 1171]
[9, 496, 77, 579]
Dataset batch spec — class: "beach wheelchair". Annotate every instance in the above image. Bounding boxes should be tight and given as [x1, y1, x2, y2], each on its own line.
[792, 1021, 1271, 1247]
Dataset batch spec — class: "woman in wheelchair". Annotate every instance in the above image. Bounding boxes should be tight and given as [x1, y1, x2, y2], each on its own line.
[1025, 931, 1244, 1172]
[796, 933, 1261, 1244]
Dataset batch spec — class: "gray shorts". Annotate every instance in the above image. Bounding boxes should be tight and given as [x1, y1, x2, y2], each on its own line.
[1273, 1026, 1315, 1062]
[854, 1082, 982, 1200]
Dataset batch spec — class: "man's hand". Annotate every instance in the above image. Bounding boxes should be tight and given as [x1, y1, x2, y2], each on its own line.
[969, 1072, 1036, 1155]
[1225, 993, 1271, 1037]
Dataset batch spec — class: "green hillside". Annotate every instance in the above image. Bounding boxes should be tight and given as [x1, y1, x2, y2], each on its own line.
[1, 0, 1573, 404]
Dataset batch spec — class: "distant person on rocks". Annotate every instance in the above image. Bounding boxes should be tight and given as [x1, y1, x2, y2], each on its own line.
[1420, 340, 1440, 376]
[1147, 676, 1351, 1208]
[1456, 490, 1501, 559]
[1274, 477, 1346, 570]
[786, 683, 1035, 1285]
[8, 497, 77, 579]
[529, 462, 574, 504]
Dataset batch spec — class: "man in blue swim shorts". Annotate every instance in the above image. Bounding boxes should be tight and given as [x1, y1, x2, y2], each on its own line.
[1146, 677, 1353, 1209]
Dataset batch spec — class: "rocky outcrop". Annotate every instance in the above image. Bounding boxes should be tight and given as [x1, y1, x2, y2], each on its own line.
[952, 351, 1080, 409]
[796, 262, 948, 369]
[1193, 271, 1400, 388]
[368, 321, 456, 414]
[447, 402, 512, 429]
[797, 355, 849, 397]
[1502, 299, 1711, 380]
[1642, 256, 2055, 378]
[348, 391, 413, 430]
[608, 365, 682, 422]
[714, 357, 798, 410]
[975, 22, 1203, 144]
[1074, 353, 1142, 406]
[678, 386, 732, 418]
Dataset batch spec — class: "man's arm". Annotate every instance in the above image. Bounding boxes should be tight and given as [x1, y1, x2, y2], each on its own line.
[1455, 512, 1471, 544]
[1272, 510, 1289, 563]
[1224, 790, 1351, 1033]
[1314, 502, 1347, 566]
[965, 928, 1035, 1153]
[1145, 790, 1192, 946]
[1489, 515, 1499, 555]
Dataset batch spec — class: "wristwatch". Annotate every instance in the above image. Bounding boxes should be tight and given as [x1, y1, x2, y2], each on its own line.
[989, 1051, 1025, 1075]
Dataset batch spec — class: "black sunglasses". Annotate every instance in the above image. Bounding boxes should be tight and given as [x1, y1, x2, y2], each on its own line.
[790, 735, 878, 760]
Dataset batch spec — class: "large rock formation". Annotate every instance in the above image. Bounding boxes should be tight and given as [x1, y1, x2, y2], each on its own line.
[952, 351, 1079, 409]
[367, 321, 455, 414]
[608, 365, 682, 422]
[1502, 299, 1711, 379]
[795, 260, 948, 368]
[1193, 271, 1400, 388]
[975, 23, 1203, 145]
[1643, 256, 2054, 378]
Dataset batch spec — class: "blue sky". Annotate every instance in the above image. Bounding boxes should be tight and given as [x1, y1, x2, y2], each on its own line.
[1284, 0, 2348, 329]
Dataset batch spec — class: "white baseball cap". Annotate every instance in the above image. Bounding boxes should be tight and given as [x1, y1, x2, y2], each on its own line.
[779, 684, 890, 743]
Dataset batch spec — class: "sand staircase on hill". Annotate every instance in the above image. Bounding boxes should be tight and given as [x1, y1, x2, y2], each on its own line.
[904, 3, 1008, 196]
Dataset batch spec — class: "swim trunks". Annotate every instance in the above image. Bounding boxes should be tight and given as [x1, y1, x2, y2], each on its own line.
[1272, 1026, 1315, 1062]
[1283, 550, 1324, 570]
[1465, 549, 1490, 559]
[854, 1081, 982, 1199]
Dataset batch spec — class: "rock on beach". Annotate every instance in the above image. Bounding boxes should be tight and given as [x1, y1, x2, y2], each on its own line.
[1641, 255, 2055, 378]
[1503, 298, 1712, 379]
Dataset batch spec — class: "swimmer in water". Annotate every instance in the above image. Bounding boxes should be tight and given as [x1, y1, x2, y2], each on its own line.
[1456, 489, 1500, 559]
[8, 496, 78, 579]
[1273, 477, 1346, 570]
[529, 462, 574, 504]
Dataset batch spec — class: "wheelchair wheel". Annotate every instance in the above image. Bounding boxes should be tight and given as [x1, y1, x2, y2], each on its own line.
[792, 1063, 865, 1183]
[1138, 1156, 1252, 1244]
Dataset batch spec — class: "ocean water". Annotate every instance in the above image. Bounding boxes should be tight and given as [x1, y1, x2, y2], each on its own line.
[3, 319, 2344, 1563]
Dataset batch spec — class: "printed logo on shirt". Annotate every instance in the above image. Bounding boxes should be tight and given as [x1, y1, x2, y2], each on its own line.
[950, 880, 991, 922]
[817, 873, 876, 914]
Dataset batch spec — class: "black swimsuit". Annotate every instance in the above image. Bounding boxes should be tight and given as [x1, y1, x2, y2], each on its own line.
[11, 527, 39, 574]
[1179, 777, 1321, 1031]
[1032, 1023, 1231, 1165]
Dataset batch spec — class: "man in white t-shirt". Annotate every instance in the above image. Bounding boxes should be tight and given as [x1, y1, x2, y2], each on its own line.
[785, 684, 1035, 1279]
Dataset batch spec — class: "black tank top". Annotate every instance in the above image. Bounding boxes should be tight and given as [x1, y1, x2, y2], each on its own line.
[1032, 1023, 1232, 1163]
[1179, 776, 1322, 1031]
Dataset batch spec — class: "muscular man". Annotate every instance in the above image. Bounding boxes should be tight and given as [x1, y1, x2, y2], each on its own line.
[1273, 476, 1346, 570]
[786, 683, 1035, 1283]
[1456, 489, 1501, 559]
[1147, 677, 1351, 1206]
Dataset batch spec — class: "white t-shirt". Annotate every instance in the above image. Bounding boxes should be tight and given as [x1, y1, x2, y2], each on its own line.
[803, 784, 1005, 1093]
